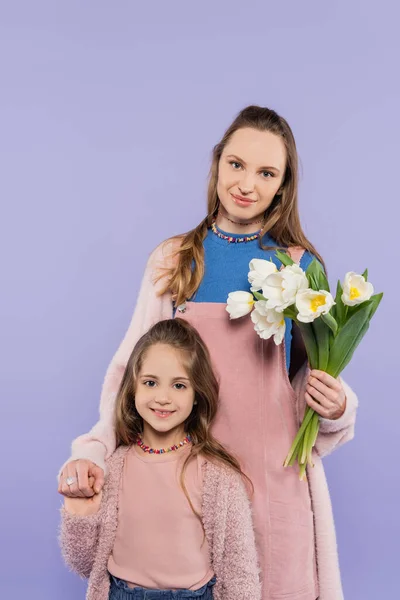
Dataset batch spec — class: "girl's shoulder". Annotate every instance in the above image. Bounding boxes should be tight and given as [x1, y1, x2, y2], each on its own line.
[104, 446, 130, 477]
[202, 458, 245, 492]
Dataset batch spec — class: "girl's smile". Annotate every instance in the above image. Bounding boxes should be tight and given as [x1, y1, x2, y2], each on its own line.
[150, 408, 176, 418]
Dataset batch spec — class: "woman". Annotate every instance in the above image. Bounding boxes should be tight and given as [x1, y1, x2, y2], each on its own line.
[59, 105, 358, 600]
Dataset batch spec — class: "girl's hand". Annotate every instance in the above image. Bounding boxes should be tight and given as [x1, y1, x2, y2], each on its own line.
[305, 370, 347, 420]
[64, 477, 103, 517]
[58, 459, 105, 498]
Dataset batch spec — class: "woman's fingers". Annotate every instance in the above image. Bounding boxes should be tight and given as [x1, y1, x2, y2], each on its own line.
[89, 464, 105, 494]
[62, 461, 86, 498]
[306, 382, 335, 409]
[58, 460, 105, 498]
[310, 370, 342, 391]
[76, 461, 95, 498]
[307, 375, 337, 403]
[305, 391, 331, 418]
[59, 460, 96, 498]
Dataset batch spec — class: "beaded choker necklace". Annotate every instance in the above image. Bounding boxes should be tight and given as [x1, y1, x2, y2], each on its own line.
[211, 220, 260, 243]
[136, 434, 192, 454]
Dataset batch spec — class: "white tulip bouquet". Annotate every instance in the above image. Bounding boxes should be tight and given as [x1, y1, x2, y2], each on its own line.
[226, 251, 382, 480]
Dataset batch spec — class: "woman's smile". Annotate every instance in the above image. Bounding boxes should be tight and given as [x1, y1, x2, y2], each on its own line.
[230, 192, 257, 207]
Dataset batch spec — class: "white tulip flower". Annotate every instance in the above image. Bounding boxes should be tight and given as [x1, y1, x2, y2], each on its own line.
[262, 264, 309, 312]
[226, 291, 255, 319]
[296, 289, 335, 323]
[341, 272, 374, 306]
[250, 301, 286, 345]
[248, 259, 277, 292]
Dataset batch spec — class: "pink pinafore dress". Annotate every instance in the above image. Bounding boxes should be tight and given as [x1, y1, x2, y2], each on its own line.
[175, 292, 319, 599]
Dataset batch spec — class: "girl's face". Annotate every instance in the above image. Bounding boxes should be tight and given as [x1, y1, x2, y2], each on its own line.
[217, 127, 286, 223]
[135, 343, 195, 443]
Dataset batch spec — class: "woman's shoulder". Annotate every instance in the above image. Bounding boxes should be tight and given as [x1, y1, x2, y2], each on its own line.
[147, 236, 183, 268]
[287, 246, 322, 272]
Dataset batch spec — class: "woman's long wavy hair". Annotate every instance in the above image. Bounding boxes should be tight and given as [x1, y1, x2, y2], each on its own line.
[114, 318, 251, 516]
[158, 105, 324, 307]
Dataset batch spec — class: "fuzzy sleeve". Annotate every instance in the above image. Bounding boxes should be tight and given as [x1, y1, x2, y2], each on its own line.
[220, 473, 262, 600]
[292, 363, 359, 458]
[58, 241, 175, 478]
[59, 508, 101, 578]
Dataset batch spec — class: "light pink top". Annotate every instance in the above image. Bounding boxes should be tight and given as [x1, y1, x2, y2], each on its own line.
[108, 445, 214, 591]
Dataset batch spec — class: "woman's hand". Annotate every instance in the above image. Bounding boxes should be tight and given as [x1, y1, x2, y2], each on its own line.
[305, 370, 347, 420]
[64, 476, 103, 516]
[58, 459, 105, 498]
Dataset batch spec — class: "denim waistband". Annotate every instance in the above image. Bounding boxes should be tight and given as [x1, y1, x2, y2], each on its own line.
[109, 575, 216, 600]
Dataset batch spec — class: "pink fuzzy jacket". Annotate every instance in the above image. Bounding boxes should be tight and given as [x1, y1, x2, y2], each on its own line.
[61, 240, 359, 600]
[60, 447, 262, 600]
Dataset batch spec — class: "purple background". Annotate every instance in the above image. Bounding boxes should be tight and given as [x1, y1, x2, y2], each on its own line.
[1, 2, 398, 598]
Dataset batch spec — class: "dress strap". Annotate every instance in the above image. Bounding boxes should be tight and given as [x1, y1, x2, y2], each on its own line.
[286, 245, 306, 265]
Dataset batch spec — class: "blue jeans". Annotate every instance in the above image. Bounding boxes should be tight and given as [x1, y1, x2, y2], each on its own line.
[108, 575, 216, 600]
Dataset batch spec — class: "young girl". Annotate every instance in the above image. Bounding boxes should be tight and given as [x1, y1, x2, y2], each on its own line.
[60, 318, 261, 600]
[59, 105, 359, 599]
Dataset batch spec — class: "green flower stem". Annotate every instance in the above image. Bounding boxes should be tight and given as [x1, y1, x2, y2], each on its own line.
[301, 419, 311, 464]
[299, 459, 307, 481]
[310, 412, 320, 449]
[283, 407, 314, 467]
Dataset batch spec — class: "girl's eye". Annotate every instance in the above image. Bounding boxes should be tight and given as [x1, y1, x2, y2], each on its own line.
[174, 383, 186, 390]
[261, 170, 274, 178]
[144, 380, 156, 388]
[229, 161, 242, 170]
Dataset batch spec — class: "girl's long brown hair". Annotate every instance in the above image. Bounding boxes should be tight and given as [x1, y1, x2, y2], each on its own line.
[114, 318, 251, 515]
[158, 105, 325, 307]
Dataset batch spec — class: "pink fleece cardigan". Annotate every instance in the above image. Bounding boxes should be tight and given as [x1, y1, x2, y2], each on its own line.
[61, 239, 359, 600]
[60, 447, 262, 600]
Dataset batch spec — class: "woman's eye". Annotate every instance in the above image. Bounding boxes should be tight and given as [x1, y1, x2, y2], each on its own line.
[261, 170, 273, 178]
[230, 161, 241, 170]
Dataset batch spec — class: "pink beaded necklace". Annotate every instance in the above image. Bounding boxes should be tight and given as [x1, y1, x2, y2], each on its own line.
[136, 434, 192, 455]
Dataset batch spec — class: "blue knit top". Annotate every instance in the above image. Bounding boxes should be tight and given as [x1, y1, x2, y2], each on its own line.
[189, 224, 315, 371]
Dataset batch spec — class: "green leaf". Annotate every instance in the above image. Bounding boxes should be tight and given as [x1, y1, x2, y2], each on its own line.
[253, 291, 267, 302]
[296, 321, 319, 369]
[344, 292, 383, 321]
[307, 273, 320, 291]
[326, 301, 374, 377]
[275, 250, 295, 267]
[306, 259, 330, 292]
[369, 292, 383, 320]
[321, 312, 338, 337]
[362, 268, 368, 281]
[312, 316, 330, 371]
[283, 307, 297, 320]
[333, 280, 346, 327]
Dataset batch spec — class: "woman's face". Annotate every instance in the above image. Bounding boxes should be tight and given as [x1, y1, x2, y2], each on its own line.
[217, 127, 287, 223]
